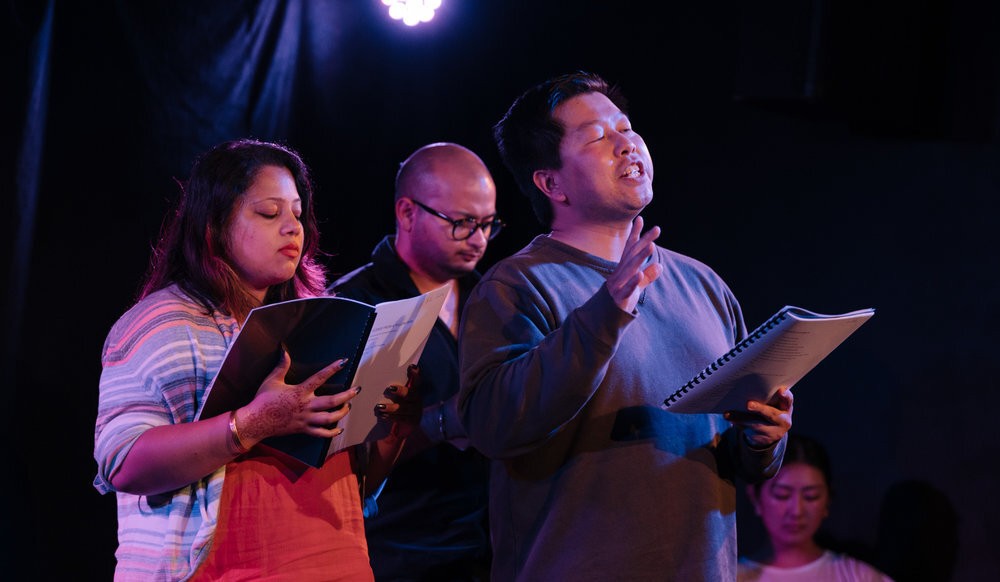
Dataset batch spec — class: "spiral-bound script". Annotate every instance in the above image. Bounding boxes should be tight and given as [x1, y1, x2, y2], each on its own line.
[662, 305, 875, 414]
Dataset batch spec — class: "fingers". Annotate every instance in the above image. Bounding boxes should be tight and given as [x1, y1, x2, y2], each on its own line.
[747, 388, 793, 430]
[405, 363, 420, 388]
[606, 217, 663, 312]
[248, 355, 360, 439]
[312, 385, 361, 412]
[767, 386, 795, 412]
[627, 215, 645, 245]
[626, 215, 659, 243]
[725, 397, 777, 426]
[723, 410, 769, 425]
[623, 224, 659, 265]
[725, 388, 794, 448]
[620, 218, 661, 278]
[319, 400, 353, 424]
[303, 357, 350, 391]
[375, 379, 423, 425]
[379, 383, 419, 408]
[263, 352, 348, 396]
[266, 356, 423, 438]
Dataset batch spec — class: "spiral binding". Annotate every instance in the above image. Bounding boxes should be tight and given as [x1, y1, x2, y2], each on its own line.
[663, 309, 789, 408]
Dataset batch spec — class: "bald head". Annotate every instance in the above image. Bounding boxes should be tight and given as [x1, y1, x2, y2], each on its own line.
[395, 142, 492, 202]
[393, 142, 498, 286]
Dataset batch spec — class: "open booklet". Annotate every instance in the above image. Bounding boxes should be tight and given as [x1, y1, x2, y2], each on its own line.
[198, 284, 450, 467]
[662, 305, 875, 414]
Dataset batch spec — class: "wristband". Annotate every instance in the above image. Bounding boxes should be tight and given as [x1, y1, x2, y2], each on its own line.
[229, 410, 250, 454]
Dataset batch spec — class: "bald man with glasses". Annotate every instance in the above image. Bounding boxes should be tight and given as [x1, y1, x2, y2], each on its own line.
[327, 142, 498, 581]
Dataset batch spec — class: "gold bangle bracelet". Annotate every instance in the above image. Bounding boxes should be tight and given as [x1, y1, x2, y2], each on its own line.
[229, 410, 249, 454]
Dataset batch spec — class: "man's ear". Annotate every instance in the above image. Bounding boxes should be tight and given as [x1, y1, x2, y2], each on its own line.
[532, 169, 567, 204]
[396, 197, 416, 231]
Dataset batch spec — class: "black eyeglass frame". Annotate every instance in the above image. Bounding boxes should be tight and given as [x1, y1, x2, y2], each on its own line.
[411, 199, 504, 241]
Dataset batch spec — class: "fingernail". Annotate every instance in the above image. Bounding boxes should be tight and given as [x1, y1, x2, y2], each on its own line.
[334, 428, 344, 436]
[387, 385, 399, 393]
[375, 403, 387, 410]
[338, 358, 349, 366]
[355, 386, 362, 394]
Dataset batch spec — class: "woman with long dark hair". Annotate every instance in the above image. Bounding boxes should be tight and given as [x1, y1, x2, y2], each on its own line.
[94, 139, 419, 580]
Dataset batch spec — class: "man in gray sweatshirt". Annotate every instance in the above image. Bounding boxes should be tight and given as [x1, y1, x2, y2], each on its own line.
[457, 71, 794, 581]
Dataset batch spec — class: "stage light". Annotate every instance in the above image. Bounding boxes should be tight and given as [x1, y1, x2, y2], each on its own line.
[381, 0, 441, 26]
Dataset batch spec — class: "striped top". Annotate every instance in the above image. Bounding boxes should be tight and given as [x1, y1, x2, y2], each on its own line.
[94, 285, 238, 580]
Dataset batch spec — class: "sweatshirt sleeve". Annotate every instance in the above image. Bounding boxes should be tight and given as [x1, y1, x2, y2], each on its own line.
[457, 277, 634, 459]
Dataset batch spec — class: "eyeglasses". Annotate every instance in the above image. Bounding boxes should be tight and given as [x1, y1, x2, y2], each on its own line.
[411, 199, 504, 241]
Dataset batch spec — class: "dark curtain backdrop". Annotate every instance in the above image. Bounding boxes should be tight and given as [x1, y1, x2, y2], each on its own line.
[6, 1, 999, 579]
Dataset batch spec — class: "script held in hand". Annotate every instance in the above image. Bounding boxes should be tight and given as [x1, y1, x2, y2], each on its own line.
[662, 305, 875, 414]
[198, 285, 449, 467]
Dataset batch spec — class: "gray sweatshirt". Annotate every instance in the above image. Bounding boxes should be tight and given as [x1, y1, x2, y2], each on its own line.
[458, 235, 784, 582]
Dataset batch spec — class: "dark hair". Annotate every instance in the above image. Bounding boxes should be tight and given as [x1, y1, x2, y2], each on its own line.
[755, 432, 834, 495]
[492, 71, 628, 228]
[139, 138, 327, 322]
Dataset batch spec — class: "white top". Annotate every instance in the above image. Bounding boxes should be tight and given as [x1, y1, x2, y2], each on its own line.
[738, 550, 894, 582]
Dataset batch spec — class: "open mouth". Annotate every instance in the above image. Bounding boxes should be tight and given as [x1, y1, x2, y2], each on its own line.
[622, 163, 642, 179]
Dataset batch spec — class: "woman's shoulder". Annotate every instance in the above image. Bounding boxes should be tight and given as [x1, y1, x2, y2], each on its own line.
[112, 286, 206, 328]
[124, 284, 201, 311]
[103, 285, 231, 356]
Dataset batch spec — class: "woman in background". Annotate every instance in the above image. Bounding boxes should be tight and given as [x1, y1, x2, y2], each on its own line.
[94, 138, 419, 581]
[739, 433, 894, 582]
